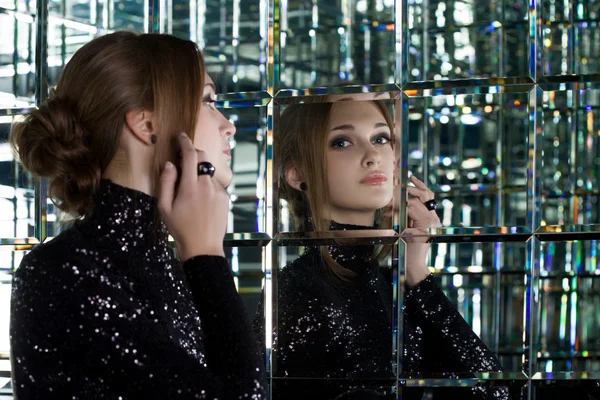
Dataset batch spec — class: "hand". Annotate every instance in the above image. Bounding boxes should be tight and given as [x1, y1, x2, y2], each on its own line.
[158, 132, 229, 261]
[406, 175, 441, 230]
[404, 175, 441, 287]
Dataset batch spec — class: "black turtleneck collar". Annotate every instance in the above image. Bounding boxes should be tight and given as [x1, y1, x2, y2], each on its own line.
[302, 220, 380, 274]
[76, 179, 170, 262]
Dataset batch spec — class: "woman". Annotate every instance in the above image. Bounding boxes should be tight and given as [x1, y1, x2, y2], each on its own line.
[9, 32, 266, 399]
[254, 97, 508, 399]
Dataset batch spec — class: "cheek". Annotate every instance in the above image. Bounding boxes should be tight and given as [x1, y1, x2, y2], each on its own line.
[327, 156, 345, 181]
[383, 147, 395, 166]
[193, 113, 220, 152]
[327, 158, 354, 192]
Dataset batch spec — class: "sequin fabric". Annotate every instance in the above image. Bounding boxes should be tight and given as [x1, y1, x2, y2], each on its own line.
[10, 179, 266, 399]
[254, 222, 508, 400]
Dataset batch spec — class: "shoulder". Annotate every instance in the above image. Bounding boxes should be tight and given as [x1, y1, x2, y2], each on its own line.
[278, 251, 322, 284]
[13, 226, 89, 298]
[276, 251, 333, 303]
[18, 226, 83, 269]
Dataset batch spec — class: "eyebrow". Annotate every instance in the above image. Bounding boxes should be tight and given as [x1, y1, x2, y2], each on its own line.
[330, 122, 389, 131]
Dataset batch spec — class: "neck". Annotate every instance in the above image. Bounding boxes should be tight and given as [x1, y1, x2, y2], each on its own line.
[102, 148, 155, 197]
[329, 210, 376, 227]
[79, 179, 170, 262]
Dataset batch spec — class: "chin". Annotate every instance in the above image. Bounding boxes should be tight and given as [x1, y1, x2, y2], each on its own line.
[217, 170, 234, 188]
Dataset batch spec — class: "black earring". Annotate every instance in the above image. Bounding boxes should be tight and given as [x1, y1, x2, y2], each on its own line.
[300, 182, 307, 191]
[150, 134, 158, 144]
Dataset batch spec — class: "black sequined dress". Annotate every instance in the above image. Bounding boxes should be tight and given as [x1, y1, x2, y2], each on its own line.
[254, 222, 508, 400]
[10, 180, 266, 399]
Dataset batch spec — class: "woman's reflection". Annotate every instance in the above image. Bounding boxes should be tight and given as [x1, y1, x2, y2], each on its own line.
[255, 97, 508, 400]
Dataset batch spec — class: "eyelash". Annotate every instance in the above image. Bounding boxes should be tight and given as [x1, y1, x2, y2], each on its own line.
[203, 96, 217, 109]
[330, 137, 351, 148]
[373, 133, 391, 145]
[330, 133, 391, 149]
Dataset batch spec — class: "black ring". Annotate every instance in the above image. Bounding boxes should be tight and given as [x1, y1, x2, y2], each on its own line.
[424, 199, 438, 211]
[197, 162, 215, 177]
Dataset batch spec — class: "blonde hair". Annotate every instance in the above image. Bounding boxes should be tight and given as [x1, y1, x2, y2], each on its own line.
[277, 99, 394, 281]
[10, 32, 205, 217]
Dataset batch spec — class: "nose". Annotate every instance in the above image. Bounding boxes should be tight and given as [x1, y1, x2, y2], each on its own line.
[361, 143, 382, 168]
[220, 112, 236, 138]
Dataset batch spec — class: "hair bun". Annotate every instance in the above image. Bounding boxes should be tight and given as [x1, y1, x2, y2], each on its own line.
[11, 95, 100, 216]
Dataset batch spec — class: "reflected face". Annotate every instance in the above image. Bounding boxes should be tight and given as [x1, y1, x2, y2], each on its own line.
[326, 101, 394, 225]
[193, 73, 236, 187]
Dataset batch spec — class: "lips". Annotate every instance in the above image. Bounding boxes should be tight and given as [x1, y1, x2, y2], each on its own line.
[223, 148, 231, 158]
[360, 172, 388, 185]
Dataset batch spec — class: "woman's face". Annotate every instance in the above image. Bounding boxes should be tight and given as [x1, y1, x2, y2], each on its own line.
[326, 101, 394, 226]
[192, 73, 236, 187]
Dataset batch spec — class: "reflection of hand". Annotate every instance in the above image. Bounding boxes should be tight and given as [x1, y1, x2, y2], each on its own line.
[406, 175, 441, 229]
[158, 133, 229, 261]
[404, 175, 441, 287]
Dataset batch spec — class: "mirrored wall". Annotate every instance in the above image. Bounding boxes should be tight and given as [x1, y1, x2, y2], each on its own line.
[1, 0, 600, 398]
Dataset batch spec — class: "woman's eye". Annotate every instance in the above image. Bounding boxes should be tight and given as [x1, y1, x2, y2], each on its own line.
[203, 96, 217, 109]
[373, 135, 390, 145]
[331, 139, 351, 148]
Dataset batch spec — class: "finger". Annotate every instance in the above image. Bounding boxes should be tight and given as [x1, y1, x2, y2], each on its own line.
[410, 175, 428, 190]
[158, 161, 177, 215]
[407, 199, 439, 228]
[410, 175, 436, 199]
[407, 186, 433, 202]
[407, 197, 430, 212]
[407, 199, 430, 220]
[178, 132, 199, 187]
[407, 210, 441, 229]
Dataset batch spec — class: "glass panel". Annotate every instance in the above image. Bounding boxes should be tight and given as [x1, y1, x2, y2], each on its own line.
[534, 380, 600, 400]
[537, 271, 600, 370]
[179, 0, 268, 93]
[575, 25, 600, 75]
[224, 245, 265, 316]
[425, 241, 529, 373]
[263, 244, 395, 399]
[539, 88, 600, 228]
[407, 0, 530, 82]
[541, 24, 572, 76]
[44, 0, 268, 94]
[276, 92, 399, 234]
[541, 0, 600, 76]
[278, 0, 395, 89]
[540, 240, 600, 277]
[0, 13, 36, 108]
[223, 105, 268, 234]
[0, 115, 37, 240]
[48, 0, 147, 31]
[533, 237, 600, 399]
[0, 0, 36, 12]
[398, 239, 525, 398]
[406, 91, 531, 235]
[46, 22, 98, 88]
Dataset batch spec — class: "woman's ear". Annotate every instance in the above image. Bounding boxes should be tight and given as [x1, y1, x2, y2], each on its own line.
[124, 109, 156, 145]
[285, 165, 305, 191]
